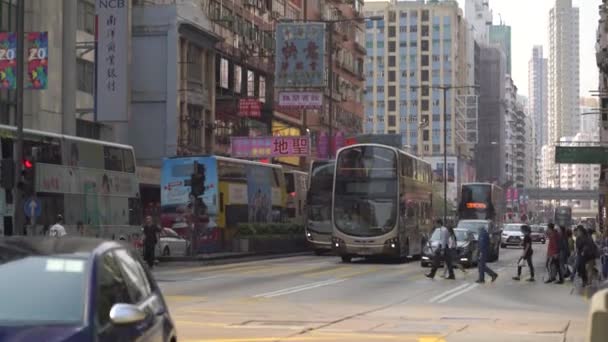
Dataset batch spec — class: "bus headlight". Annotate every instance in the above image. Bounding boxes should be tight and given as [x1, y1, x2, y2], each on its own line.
[384, 237, 399, 249]
[306, 231, 312, 238]
[332, 236, 345, 248]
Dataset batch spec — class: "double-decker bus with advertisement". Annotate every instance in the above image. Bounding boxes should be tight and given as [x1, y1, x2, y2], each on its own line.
[305, 159, 335, 255]
[161, 156, 287, 253]
[0, 124, 142, 242]
[332, 144, 433, 262]
[457, 183, 505, 226]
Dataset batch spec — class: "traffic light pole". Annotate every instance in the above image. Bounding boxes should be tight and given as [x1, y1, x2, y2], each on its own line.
[13, 0, 25, 236]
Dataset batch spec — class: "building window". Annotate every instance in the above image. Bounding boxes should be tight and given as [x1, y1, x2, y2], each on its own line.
[388, 100, 396, 111]
[422, 87, 429, 96]
[388, 71, 396, 82]
[389, 41, 396, 52]
[422, 10, 429, 21]
[388, 115, 396, 126]
[422, 55, 429, 66]
[77, 0, 95, 34]
[421, 40, 429, 51]
[247, 70, 255, 97]
[188, 105, 203, 148]
[388, 26, 396, 37]
[220, 58, 229, 89]
[388, 86, 396, 96]
[234, 64, 242, 93]
[388, 56, 396, 67]
[410, 25, 417, 33]
[187, 44, 203, 82]
[421, 70, 429, 82]
[388, 11, 396, 22]
[421, 100, 429, 111]
[423, 130, 429, 141]
[259, 76, 266, 102]
[76, 58, 94, 94]
[421, 25, 429, 37]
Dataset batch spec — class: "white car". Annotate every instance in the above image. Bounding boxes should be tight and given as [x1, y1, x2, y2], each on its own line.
[501, 223, 525, 248]
[157, 227, 190, 257]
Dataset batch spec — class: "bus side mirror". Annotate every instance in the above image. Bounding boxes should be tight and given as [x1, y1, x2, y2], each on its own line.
[587, 289, 608, 341]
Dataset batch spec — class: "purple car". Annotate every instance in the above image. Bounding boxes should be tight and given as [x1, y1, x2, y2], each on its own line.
[0, 237, 177, 342]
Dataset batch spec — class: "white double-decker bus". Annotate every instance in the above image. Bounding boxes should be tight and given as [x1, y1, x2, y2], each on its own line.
[331, 144, 433, 262]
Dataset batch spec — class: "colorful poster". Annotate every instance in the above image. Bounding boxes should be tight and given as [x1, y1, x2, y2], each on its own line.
[0, 32, 16, 90]
[247, 166, 272, 223]
[231, 136, 310, 158]
[275, 22, 326, 88]
[160, 157, 220, 252]
[238, 98, 261, 118]
[26, 31, 48, 89]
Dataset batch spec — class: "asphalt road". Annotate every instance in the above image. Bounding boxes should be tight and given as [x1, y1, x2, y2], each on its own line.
[154, 244, 589, 342]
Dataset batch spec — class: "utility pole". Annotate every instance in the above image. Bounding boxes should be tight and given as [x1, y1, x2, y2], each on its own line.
[327, 21, 334, 158]
[13, 0, 25, 235]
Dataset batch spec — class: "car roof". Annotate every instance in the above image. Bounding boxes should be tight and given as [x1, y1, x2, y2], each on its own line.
[0, 237, 125, 259]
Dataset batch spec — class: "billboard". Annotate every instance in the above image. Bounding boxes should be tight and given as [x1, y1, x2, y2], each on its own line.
[238, 98, 261, 118]
[231, 136, 310, 158]
[275, 22, 326, 88]
[0, 32, 16, 90]
[26, 32, 48, 89]
[96, 0, 129, 121]
[278, 91, 323, 108]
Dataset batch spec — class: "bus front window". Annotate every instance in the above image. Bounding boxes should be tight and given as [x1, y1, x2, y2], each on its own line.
[334, 147, 397, 237]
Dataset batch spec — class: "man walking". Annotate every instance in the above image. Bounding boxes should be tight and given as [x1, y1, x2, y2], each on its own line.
[426, 219, 455, 280]
[143, 216, 161, 269]
[545, 223, 564, 284]
[49, 214, 67, 237]
[476, 225, 498, 283]
[513, 225, 534, 281]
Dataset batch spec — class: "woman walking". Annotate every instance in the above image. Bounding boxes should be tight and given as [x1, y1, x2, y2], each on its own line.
[513, 225, 535, 282]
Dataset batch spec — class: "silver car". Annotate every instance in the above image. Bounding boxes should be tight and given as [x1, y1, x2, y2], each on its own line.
[501, 223, 526, 248]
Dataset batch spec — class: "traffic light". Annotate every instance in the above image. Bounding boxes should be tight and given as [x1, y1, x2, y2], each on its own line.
[190, 161, 206, 197]
[0, 159, 15, 189]
[17, 158, 36, 195]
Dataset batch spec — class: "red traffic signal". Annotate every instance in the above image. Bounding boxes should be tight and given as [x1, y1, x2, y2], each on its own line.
[23, 159, 33, 169]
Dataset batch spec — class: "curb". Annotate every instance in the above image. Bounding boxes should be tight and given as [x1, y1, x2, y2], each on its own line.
[156, 250, 312, 264]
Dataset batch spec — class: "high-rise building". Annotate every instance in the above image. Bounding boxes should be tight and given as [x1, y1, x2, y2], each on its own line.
[363, 0, 474, 206]
[489, 24, 511, 75]
[464, 0, 492, 45]
[548, 0, 580, 145]
[528, 45, 548, 150]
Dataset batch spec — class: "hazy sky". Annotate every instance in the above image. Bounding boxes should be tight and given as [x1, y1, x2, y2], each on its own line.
[455, 0, 598, 98]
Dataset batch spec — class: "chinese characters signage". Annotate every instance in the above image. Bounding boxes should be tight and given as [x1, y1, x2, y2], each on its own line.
[96, 0, 129, 121]
[238, 98, 261, 118]
[26, 32, 48, 89]
[275, 23, 326, 88]
[0, 32, 16, 89]
[231, 136, 310, 158]
[278, 91, 323, 108]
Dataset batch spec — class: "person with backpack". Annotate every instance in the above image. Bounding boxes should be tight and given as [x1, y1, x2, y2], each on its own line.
[574, 225, 598, 287]
[513, 225, 534, 282]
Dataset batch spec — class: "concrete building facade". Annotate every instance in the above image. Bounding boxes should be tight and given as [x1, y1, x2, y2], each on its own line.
[489, 24, 511, 75]
[528, 45, 548, 151]
[464, 0, 492, 45]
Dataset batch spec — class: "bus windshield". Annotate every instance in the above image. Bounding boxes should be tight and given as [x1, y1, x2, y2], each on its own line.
[334, 146, 397, 237]
[307, 161, 334, 233]
[458, 184, 496, 220]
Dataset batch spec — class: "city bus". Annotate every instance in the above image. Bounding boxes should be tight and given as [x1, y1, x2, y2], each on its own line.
[0, 124, 141, 242]
[332, 144, 433, 262]
[457, 183, 505, 227]
[161, 156, 286, 253]
[305, 160, 335, 255]
[554, 206, 573, 228]
[284, 170, 308, 225]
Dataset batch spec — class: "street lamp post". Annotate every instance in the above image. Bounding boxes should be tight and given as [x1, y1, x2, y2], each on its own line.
[415, 85, 478, 224]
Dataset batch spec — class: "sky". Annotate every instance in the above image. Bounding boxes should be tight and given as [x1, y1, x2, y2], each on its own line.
[455, 0, 599, 98]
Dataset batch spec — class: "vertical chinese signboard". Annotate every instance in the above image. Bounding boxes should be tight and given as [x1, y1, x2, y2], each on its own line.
[0, 32, 16, 90]
[238, 98, 261, 118]
[26, 32, 48, 89]
[96, 0, 129, 121]
[275, 23, 326, 88]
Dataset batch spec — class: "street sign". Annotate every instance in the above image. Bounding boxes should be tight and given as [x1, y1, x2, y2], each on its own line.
[555, 146, 608, 164]
[23, 197, 41, 218]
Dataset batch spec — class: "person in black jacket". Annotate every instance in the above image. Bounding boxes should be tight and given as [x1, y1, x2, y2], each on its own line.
[513, 225, 534, 281]
[574, 225, 594, 286]
[142, 216, 161, 268]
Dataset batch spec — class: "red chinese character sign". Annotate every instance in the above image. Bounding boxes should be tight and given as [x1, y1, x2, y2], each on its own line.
[238, 98, 261, 118]
[26, 32, 48, 89]
[0, 32, 16, 89]
[231, 136, 311, 158]
[278, 91, 323, 109]
[275, 23, 326, 88]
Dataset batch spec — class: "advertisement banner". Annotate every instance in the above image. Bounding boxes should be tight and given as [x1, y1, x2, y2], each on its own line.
[275, 22, 326, 88]
[26, 32, 48, 89]
[0, 32, 16, 90]
[278, 91, 323, 108]
[231, 136, 310, 158]
[238, 98, 261, 118]
[506, 188, 512, 202]
[317, 132, 329, 159]
[96, 0, 129, 121]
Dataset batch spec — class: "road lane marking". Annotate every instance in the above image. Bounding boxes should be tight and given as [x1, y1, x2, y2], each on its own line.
[428, 283, 471, 303]
[436, 283, 479, 303]
[253, 279, 346, 298]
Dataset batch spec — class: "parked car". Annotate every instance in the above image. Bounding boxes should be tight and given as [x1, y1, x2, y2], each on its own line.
[157, 227, 190, 257]
[530, 225, 546, 244]
[0, 237, 177, 342]
[456, 220, 500, 262]
[501, 223, 526, 248]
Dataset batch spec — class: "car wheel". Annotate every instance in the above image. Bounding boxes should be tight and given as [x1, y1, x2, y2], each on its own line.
[341, 255, 352, 263]
[162, 246, 171, 257]
[542, 240, 546, 244]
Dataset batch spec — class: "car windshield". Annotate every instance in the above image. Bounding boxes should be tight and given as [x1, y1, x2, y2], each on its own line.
[456, 221, 487, 236]
[0, 255, 87, 325]
[504, 224, 522, 232]
[453, 230, 470, 241]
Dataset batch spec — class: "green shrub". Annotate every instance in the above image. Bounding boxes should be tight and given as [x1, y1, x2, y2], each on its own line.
[237, 223, 305, 237]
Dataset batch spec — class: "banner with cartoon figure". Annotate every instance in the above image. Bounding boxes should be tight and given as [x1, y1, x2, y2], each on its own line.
[26, 31, 48, 89]
[0, 32, 16, 90]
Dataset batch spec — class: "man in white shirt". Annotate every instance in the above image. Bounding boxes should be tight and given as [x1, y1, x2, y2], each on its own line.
[425, 219, 455, 280]
[49, 214, 67, 237]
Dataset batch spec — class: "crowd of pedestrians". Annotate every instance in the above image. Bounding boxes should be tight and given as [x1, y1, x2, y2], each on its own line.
[424, 219, 608, 288]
